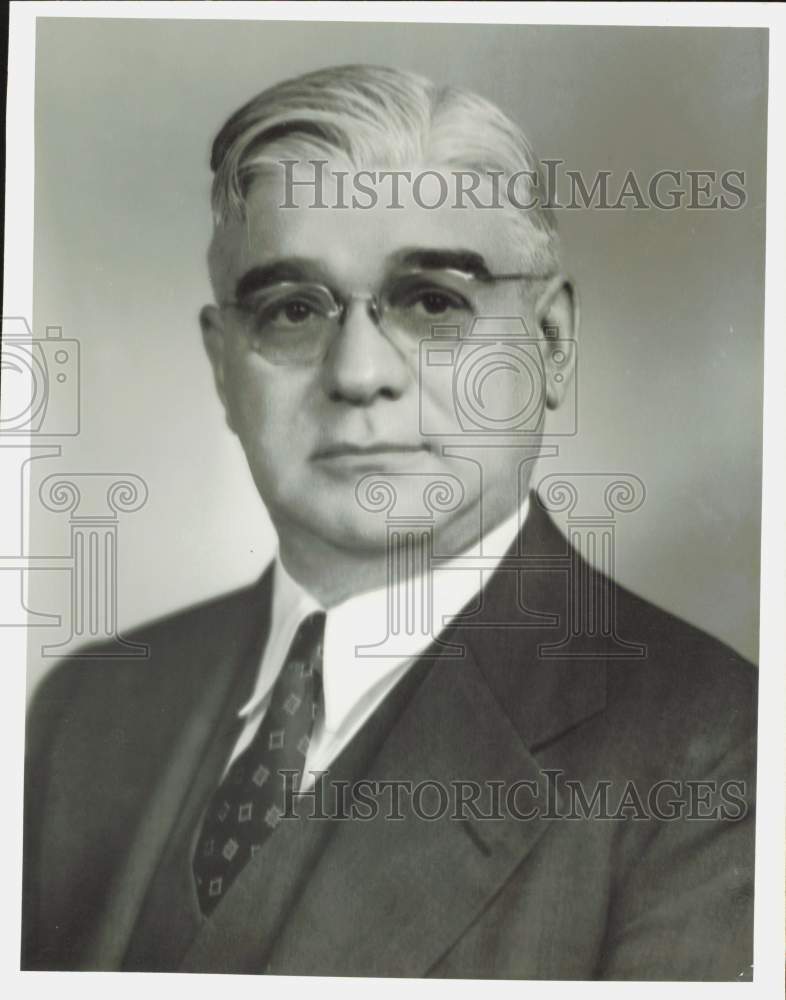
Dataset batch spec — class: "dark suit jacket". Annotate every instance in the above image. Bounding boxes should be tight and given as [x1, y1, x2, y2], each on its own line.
[22, 497, 757, 979]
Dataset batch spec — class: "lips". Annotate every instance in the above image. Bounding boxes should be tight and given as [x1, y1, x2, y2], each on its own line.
[313, 442, 430, 460]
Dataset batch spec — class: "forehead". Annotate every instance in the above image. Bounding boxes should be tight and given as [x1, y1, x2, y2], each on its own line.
[212, 164, 521, 295]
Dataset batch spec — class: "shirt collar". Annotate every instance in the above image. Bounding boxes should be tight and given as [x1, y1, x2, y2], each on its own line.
[240, 497, 529, 737]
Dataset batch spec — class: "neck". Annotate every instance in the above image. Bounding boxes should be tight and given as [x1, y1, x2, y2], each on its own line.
[278, 540, 387, 608]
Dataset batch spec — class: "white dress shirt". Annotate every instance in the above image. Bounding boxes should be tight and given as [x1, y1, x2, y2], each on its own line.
[225, 498, 529, 788]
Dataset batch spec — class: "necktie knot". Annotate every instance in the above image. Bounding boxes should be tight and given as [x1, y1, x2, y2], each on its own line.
[285, 610, 325, 676]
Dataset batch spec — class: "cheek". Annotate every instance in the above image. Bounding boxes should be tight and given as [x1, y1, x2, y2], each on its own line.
[416, 357, 459, 430]
[222, 350, 313, 448]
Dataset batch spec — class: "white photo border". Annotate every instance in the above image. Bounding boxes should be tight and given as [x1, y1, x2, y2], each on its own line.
[2, 3, 783, 998]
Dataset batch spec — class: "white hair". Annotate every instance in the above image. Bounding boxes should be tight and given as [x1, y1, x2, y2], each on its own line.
[209, 64, 560, 273]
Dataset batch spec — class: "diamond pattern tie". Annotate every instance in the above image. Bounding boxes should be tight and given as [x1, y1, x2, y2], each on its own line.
[192, 610, 326, 916]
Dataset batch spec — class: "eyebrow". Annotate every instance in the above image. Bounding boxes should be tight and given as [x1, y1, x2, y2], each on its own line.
[396, 248, 494, 280]
[233, 247, 496, 301]
[234, 259, 326, 301]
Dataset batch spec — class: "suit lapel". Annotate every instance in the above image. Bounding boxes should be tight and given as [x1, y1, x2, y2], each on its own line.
[80, 570, 274, 970]
[461, 494, 608, 751]
[266, 643, 561, 977]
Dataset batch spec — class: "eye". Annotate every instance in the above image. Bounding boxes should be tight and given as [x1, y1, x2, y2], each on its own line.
[394, 282, 472, 317]
[248, 287, 334, 330]
[275, 299, 315, 325]
[418, 291, 458, 315]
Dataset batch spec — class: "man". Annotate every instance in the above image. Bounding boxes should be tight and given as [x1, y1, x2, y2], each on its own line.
[22, 64, 756, 979]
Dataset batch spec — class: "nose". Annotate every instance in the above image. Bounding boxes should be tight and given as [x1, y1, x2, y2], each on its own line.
[321, 297, 412, 405]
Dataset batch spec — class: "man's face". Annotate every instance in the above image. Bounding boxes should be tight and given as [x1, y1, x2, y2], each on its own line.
[201, 165, 574, 556]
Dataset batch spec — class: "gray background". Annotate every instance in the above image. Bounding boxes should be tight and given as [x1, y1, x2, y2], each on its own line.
[26, 19, 767, 694]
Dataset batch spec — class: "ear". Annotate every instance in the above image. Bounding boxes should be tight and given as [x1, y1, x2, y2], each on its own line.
[200, 304, 236, 433]
[534, 274, 579, 409]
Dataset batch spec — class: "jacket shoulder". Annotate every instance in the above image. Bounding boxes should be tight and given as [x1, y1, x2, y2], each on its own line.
[598, 581, 757, 778]
[608, 581, 757, 719]
[26, 568, 272, 742]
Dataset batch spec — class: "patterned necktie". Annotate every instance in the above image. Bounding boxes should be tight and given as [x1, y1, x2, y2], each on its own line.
[193, 610, 326, 916]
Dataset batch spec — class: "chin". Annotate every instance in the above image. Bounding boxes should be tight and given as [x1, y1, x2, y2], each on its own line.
[308, 508, 394, 553]
[268, 484, 390, 554]
[270, 472, 475, 555]
[312, 499, 476, 556]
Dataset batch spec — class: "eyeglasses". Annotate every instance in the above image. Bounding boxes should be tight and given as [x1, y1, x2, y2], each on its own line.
[220, 268, 554, 366]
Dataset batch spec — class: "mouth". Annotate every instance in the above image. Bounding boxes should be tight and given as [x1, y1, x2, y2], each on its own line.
[313, 442, 431, 461]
